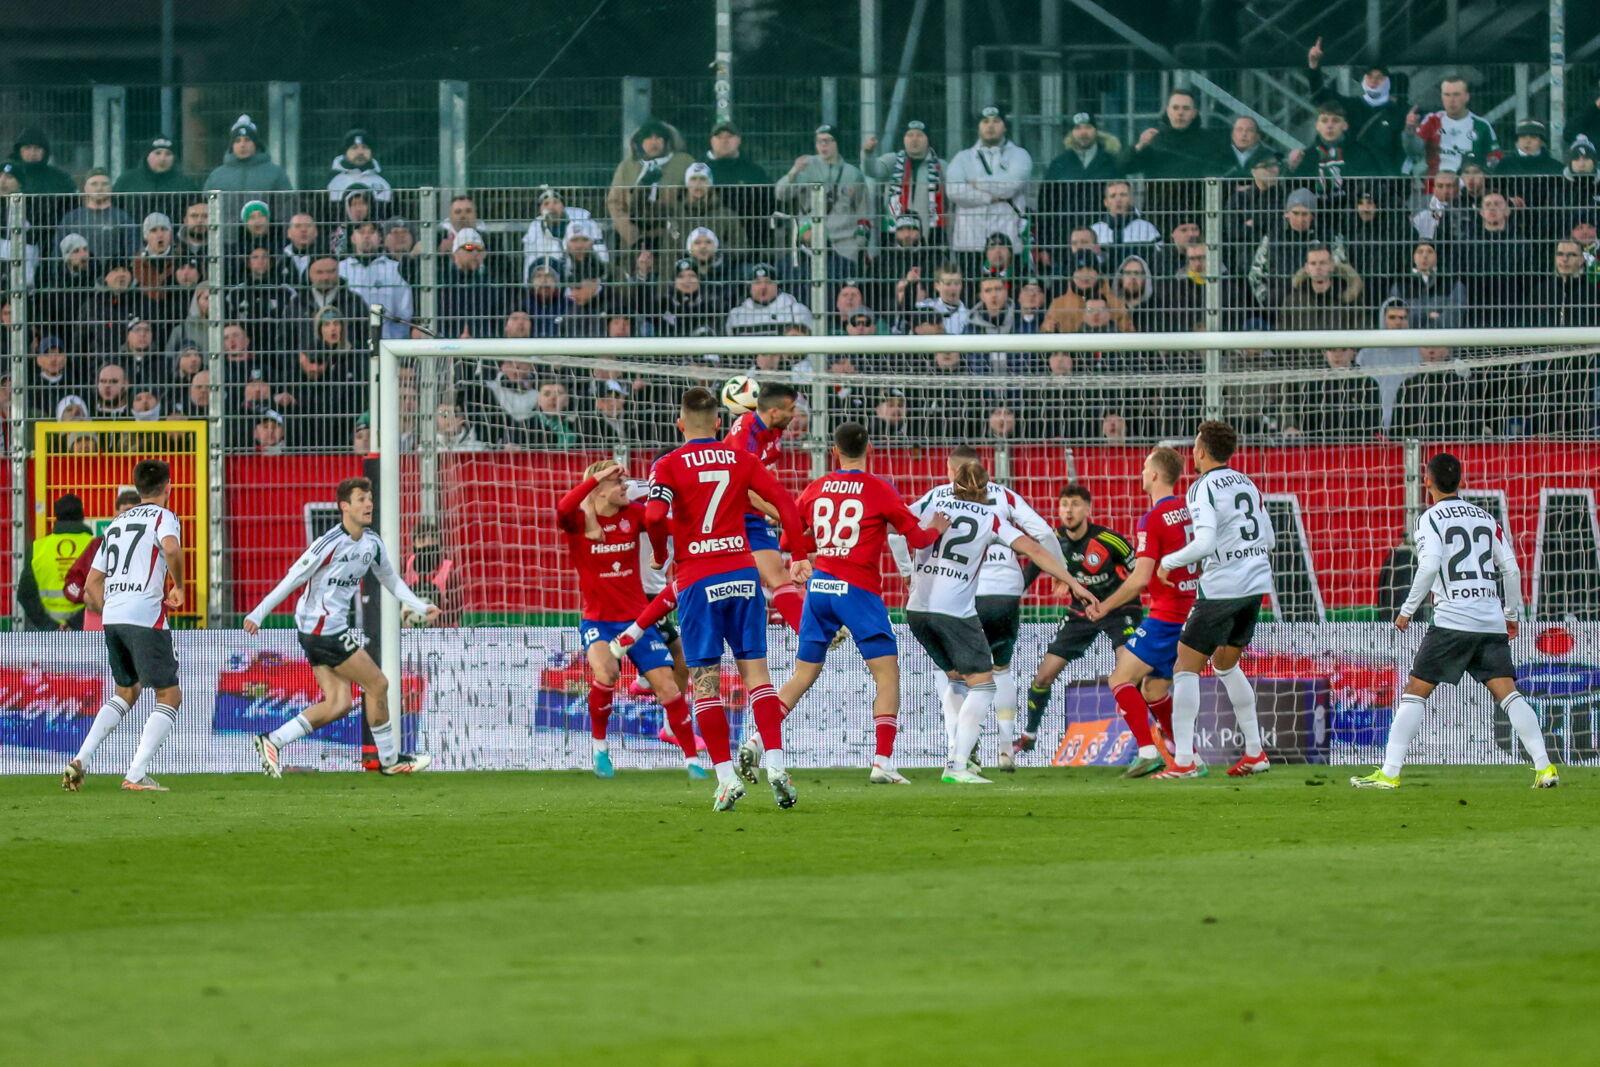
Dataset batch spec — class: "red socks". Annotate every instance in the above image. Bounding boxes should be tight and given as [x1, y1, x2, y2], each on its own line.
[873, 715, 897, 759]
[662, 693, 698, 759]
[587, 683, 614, 741]
[750, 684, 786, 752]
[769, 584, 804, 633]
[1111, 682, 1155, 748]
[1148, 693, 1174, 743]
[694, 697, 732, 765]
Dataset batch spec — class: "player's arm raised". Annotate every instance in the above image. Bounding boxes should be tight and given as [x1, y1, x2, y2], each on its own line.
[1009, 530, 1098, 608]
[555, 466, 614, 534]
[1159, 487, 1217, 581]
[1395, 518, 1443, 632]
[243, 540, 328, 634]
[371, 539, 440, 624]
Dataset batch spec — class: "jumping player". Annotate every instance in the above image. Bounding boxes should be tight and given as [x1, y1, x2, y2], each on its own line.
[907, 453, 1098, 784]
[61, 460, 186, 793]
[1084, 448, 1199, 778]
[725, 382, 807, 632]
[556, 459, 704, 780]
[1353, 452, 1558, 789]
[645, 387, 808, 811]
[1017, 484, 1139, 759]
[774, 422, 949, 785]
[244, 477, 438, 777]
[1154, 421, 1274, 779]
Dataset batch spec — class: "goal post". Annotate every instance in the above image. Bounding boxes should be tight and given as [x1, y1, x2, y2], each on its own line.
[376, 326, 1600, 768]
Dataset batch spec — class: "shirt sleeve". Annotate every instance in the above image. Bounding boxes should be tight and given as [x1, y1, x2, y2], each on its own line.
[1005, 491, 1067, 570]
[1160, 484, 1217, 570]
[1400, 515, 1444, 619]
[245, 539, 327, 626]
[89, 539, 107, 575]
[882, 481, 941, 549]
[1491, 522, 1522, 620]
[371, 537, 433, 617]
[158, 509, 182, 547]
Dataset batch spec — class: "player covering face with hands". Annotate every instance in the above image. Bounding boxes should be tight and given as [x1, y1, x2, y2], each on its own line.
[243, 478, 439, 777]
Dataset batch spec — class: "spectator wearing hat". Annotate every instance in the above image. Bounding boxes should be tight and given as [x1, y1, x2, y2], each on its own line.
[5, 127, 76, 228]
[1223, 151, 1287, 274]
[59, 169, 138, 264]
[726, 263, 815, 334]
[113, 135, 197, 223]
[25, 336, 78, 420]
[877, 213, 936, 315]
[33, 232, 91, 333]
[326, 128, 392, 206]
[253, 408, 287, 454]
[203, 115, 293, 220]
[1087, 180, 1161, 270]
[1120, 90, 1225, 218]
[338, 219, 413, 340]
[655, 256, 724, 337]
[946, 106, 1033, 267]
[556, 268, 611, 340]
[777, 124, 873, 269]
[1556, 137, 1600, 217]
[1305, 38, 1409, 175]
[327, 186, 382, 256]
[1248, 188, 1344, 308]
[1405, 76, 1500, 179]
[556, 218, 609, 284]
[669, 161, 748, 255]
[129, 212, 179, 311]
[432, 228, 505, 339]
[862, 119, 947, 244]
[225, 239, 295, 356]
[522, 186, 607, 281]
[703, 119, 773, 227]
[607, 118, 690, 253]
[1287, 100, 1383, 208]
[576, 378, 635, 446]
[1343, 188, 1413, 290]
[1039, 111, 1124, 259]
[520, 259, 568, 338]
[117, 313, 165, 387]
[18, 493, 95, 631]
[1043, 250, 1132, 334]
[1494, 119, 1565, 221]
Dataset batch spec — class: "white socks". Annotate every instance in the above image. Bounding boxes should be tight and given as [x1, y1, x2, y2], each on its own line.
[938, 676, 969, 749]
[1500, 692, 1551, 771]
[714, 760, 737, 785]
[74, 695, 129, 766]
[1172, 671, 1200, 765]
[1381, 693, 1427, 778]
[268, 713, 313, 749]
[592, 738, 610, 755]
[949, 682, 996, 769]
[763, 748, 788, 775]
[373, 716, 399, 766]
[1215, 665, 1263, 757]
[124, 703, 177, 782]
[993, 667, 1017, 749]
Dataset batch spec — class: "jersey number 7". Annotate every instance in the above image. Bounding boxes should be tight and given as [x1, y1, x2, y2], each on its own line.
[697, 471, 729, 534]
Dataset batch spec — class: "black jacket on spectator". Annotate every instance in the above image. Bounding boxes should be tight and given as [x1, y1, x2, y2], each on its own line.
[1387, 270, 1468, 330]
[1529, 273, 1600, 328]
[73, 286, 155, 356]
[1342, 204, 1413, 290]
[1248, 220, 1341, 308]
[226, 275, 296, 357]
[909, 360, 982, 442]
[1306, 67, 1408, 175]
[655, 287, 725, 337]
[1223, 182, 1287, 274]
[1287, 137, 1382, 207]
[1288, 373, 1381, 441]
[704, 152, 774, 228]
[1039, 141, 1125, 248]
[1451, 219, 1535, 326]
[289, 281, 369, 351]
[436, 262, 508, 339]
[1392, 365, 1478, 440]
[7, 128, 77, 228]
[33, 259, 97, 335]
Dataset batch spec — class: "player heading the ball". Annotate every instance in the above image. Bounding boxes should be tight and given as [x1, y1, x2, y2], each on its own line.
[243, 477, 439, 778]
[645, 387, 810, 812]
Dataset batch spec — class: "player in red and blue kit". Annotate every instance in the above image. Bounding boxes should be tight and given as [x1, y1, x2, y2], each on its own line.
[645, 387, 810, 812]
[724, 382, 806, 632]
[1085, 447, 1199, 778]
[556, 460, 703, 781]
[772, 422, 948, 785]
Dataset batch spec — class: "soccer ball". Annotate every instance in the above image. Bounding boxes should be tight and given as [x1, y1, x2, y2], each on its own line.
[721, 375, 760, 414]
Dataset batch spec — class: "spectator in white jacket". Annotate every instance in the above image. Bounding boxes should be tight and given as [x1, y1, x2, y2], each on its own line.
[725, 262, 816, 335]
[338, 220, 413, 339]
[522, 186, 609, 281]
[945, 106, 1034, 263]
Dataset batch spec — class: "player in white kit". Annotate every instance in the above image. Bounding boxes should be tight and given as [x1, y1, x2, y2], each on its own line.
[244, 477, 439, 776]
[61, 460, 187, 792]
[906, 454, 1097, 784]
[1153, 421, 1276, 779]
[1353, 453, 1559, 789]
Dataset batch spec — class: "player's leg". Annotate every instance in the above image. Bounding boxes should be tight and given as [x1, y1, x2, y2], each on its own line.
[1484, 672, 1558, 787]
[680, 573, 756, 808]
[336, 649, 427, 774]
[1143, 679, 1174, 752]
[583, 639, 622, 778]
[1108, 645, 1164, 777]
[623, 622, 702, 776]
[1352, 675, 1436, 788]
[68, 627, 143, 790]
[753, 548, 804, 633]
[779, 579, 840, 712]
[976, 597, 1022, 769]
[1213, 643, 1268, 775]
[1154, 640, 1210, 778]
[947, 667, 997, 783]
[736, 656, 795, 805]
[1024, 652, 1070, 749]
[864, 655, 910, 784]
[778, 660, 825, 718]
[610, 588, 679, 657]
[121, 630, 182, 790]
[932, 671, 968, 752]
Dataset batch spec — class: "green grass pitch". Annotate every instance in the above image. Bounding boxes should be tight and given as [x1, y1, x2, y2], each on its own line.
[3, 766, 1595, 1066]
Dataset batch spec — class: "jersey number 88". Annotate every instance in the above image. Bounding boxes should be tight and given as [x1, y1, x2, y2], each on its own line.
[812, 498, 864, 550]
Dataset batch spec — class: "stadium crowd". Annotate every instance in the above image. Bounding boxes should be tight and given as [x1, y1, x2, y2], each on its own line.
[7, 52, 1600, 454]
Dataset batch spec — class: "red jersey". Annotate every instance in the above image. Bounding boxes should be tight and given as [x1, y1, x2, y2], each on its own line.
[645, 437, 807, 586]
[1137, 495, 1199, 623]
[798, 470, 940, 597]
[726, 411, 784, 519]
[555, 477, 650, 621]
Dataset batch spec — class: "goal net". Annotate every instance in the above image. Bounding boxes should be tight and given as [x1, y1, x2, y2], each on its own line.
[378, 327, 1600, 771]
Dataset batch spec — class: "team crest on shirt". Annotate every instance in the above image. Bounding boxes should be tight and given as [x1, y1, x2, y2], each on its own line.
[619, 518, 631, 533]
[1085, 545, 1106, 570]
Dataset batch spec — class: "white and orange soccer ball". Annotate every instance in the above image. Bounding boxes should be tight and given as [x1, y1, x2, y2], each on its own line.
[720, 375, 760, 415]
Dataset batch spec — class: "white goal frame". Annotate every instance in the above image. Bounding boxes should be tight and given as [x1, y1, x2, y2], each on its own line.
[375, 326, 1600, 696]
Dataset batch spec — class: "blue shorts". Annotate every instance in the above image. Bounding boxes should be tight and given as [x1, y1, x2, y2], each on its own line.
[1124, 617, 1183, 679]
[796, 574, 897, 663]
[744, 512, 780, 553]
[677, 568, 767, 667]
[580, 619, 672, 675]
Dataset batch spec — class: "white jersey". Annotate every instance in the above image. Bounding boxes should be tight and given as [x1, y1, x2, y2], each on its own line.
[1402, 498, 1521, 634]
[91, 503, 182, 628]
[627, 478, 669, 596]
[971, 482, 1062, 597]
[245, 525, 430, 636]
[1160, 465, 1275, 600]
[906, 491, 1022, 617]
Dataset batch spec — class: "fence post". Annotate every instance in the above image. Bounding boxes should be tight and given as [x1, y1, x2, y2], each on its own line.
[1040, 72, 1063, 167]
[1514, 63, 1531, 123]
[1202, 177, 1223, 421]
[1551, 0, 1567, 161]
[417, 187, 439, 335]
[1403, 438, 1423, 537]
[7, 194, 27, 627]
[808, 184, 830, 477]
[206, 191, 227, 625]
[944, 0, 965, 152]
[860, 0, 881, 152]
[621, 77, 653, 158]
[438, 81, 469, 195]
[714, 0, 734, 123]
[267, 82, 302, 189]
[415, 187, 441, 525]
[91, 86, 127, 180]
[820, 77, 839, 128]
